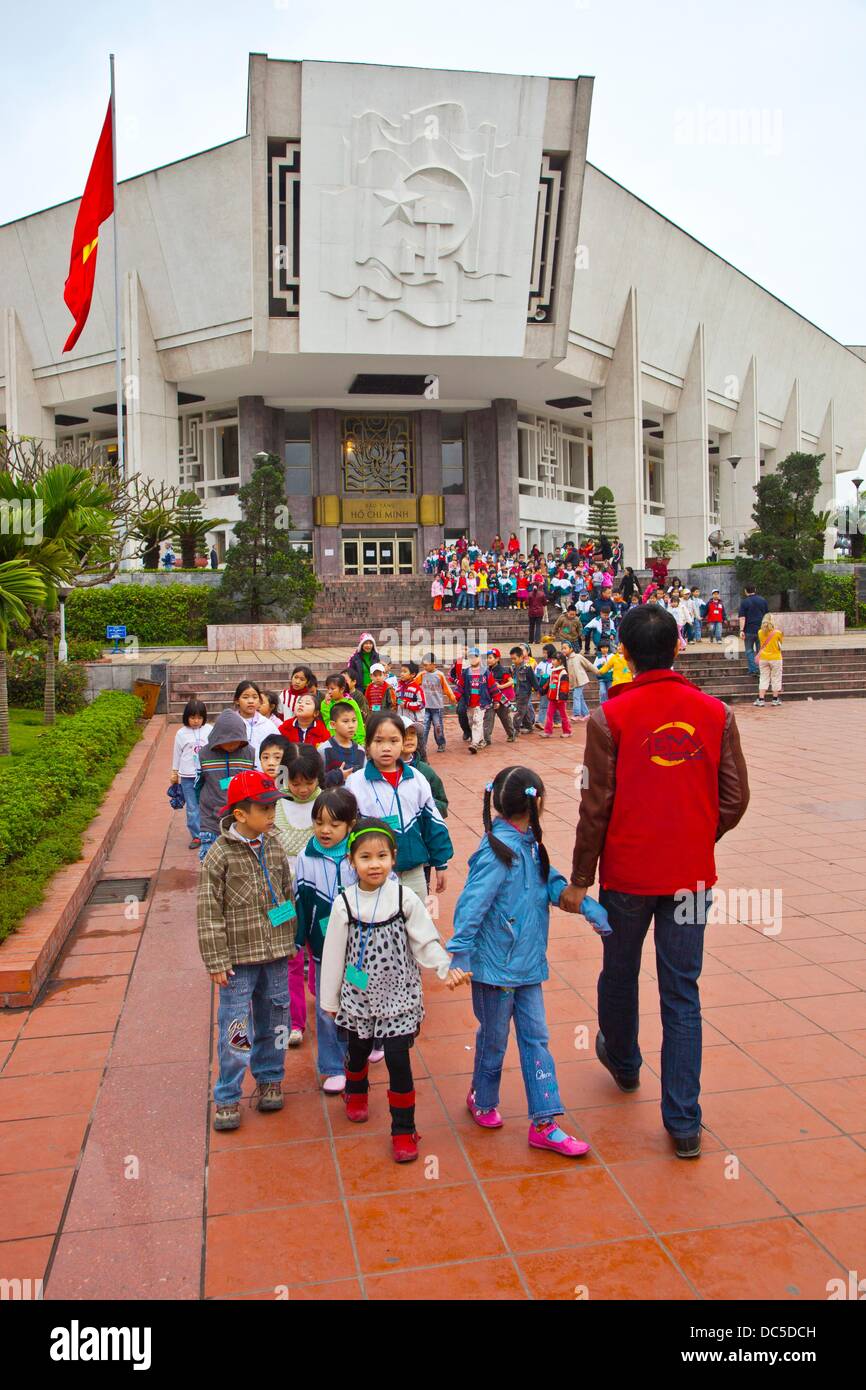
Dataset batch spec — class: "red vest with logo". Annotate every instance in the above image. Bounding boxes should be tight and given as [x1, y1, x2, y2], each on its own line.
[598, 669, 726, 894]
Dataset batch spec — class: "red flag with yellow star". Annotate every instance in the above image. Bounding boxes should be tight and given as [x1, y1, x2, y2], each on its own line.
[62, 100, 114, 352]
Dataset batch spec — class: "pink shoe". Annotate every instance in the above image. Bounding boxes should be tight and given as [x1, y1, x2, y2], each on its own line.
[467, 1090, 503, 1128]
[369, 1048, 385, 1064]
[528, 1120, 590, 1157]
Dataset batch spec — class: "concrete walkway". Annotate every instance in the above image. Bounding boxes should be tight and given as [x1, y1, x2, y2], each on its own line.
[1, 702, 866, 1299]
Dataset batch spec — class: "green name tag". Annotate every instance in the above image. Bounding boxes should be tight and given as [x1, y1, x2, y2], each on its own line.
[383, 814, 401, 833]
[372, 703, 382, 712]
[318, 914, 330, 934]
[268, 900, 297, 926]
[345, 962, 369, 991]
[220, 777, 232, 790]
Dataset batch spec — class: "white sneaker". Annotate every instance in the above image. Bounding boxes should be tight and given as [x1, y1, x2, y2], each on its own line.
[322, 1074, 346, 1094]
[753, 699, 765, 707]
[288, 1028, 304, 1047]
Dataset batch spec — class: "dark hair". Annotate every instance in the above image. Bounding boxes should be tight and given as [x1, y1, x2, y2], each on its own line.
[347, 815, 398, 860]
[542, 643, 557, 659]
[745, 584, 756, 594]
[182, 698, 207, 726]
[329, 699, 357, 720]
[326, 672, 349, 691]
[401, 659, 419, 675]
[482, 767, 549, 881]
[312, 786, 358, 825]
[290, 665, 316, 687]
[260, 733, 291, 757]
[364, 711, 405, 748]
[424, 652, 436, 663]
[233, 679, 261, 701]
[284, 744, 324, 785]
[509, 646, 524, 658]
[618, 605, 678, 673]
[260, 690, 280, 713]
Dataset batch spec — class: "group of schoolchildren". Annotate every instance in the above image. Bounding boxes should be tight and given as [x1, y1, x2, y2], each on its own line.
[174, 632, 612, 1166]
[426, 536, 624, 612]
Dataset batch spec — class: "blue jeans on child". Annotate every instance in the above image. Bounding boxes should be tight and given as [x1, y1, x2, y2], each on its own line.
[423, 707, 446, 750]
[709, 621, 722, 642]
[470, 980, 563, 1121]
[180, 776, 200, 839]
[215, 957, 291, 1105]
[313, 954, 345, 1078]
[597, 888, 710, 1137]
[571, 686, 590, 718]
[198, 830, 218, 862]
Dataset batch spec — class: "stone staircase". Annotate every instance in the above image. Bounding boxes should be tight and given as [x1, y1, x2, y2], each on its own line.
[302, 576, 527, 646]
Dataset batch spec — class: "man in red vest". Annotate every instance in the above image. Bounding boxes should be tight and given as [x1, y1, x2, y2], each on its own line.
[561, 605, 749, 1158]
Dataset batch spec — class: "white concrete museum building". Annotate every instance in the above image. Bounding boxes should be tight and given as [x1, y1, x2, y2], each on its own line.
[2, 54, 865, 576]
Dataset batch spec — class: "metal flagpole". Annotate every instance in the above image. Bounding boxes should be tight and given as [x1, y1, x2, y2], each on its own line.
[109, 53, 124, 482]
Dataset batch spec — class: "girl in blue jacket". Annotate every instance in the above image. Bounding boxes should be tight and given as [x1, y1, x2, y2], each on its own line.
[446, 766, 592, 1158]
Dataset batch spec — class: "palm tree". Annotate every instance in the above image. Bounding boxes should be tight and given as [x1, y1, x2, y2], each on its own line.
[0, 559, 47, 755]
[171, 491, 227, 569]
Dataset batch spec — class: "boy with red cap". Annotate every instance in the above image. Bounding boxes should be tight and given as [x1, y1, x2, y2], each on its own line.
[197, 769, 298, 1133]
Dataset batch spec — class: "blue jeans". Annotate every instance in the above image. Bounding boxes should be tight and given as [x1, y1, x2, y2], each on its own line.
[423, 707, 446, 750]
[198, 829, 218, 862]
[180, 776, 200, 839]
[745, 632, 760, 675]
[598, 889, 709, 1136]
[313, 955, 345, 1078]
[215, 957, 291, 1105]
[709, 621, 722, 642]
[598, 681, 610, 704]
[471, 980, 563, 1121]
[692, 619, 702, 641]
[571, 687, 590, 718]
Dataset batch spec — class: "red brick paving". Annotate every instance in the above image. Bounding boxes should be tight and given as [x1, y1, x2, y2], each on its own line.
[1, 699, 865, 1300]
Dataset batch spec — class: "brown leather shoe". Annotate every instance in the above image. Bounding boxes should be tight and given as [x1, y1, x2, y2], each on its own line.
[213, 1102, 241, 1131]
[253, 1082, 284, 1111]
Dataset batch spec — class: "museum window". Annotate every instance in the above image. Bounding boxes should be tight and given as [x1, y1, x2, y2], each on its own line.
[441, 414, 465, 494]
[709, 460, 721, 526]
[285, 412, 312, 494]
[517, 411, 592, 504]
[643, 442, 664, 516]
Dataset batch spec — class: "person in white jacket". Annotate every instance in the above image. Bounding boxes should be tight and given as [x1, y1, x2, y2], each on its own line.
[320, 818, 465, 1163]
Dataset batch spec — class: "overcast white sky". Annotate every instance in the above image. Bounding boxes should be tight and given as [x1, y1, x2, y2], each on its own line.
[2, 0, 864, 355]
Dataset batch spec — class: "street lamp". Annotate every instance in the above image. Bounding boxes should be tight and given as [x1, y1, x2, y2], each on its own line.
[726, 456, 741, 557]
[57, 585, 72, 664]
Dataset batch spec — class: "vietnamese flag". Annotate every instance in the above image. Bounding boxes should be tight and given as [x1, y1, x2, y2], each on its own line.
[62, 100, 114, 352]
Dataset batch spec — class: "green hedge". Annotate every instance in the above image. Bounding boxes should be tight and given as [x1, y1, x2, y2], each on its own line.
[66, 583, 210, 645]
[799, 571, 866, 626]
[7, 653, 88, 712]
[0, 691, 144, 941]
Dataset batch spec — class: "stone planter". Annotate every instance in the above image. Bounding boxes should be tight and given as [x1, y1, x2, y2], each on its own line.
[206, 624, 302, 651]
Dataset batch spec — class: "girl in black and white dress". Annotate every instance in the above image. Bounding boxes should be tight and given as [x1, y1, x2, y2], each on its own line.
[319, 817, 466, 1163]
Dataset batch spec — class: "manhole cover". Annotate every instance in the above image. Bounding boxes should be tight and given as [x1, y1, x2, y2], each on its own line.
[87, 877, 151, 905]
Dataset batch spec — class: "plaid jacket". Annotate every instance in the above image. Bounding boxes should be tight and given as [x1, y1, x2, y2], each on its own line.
[197, 819, 297, 974]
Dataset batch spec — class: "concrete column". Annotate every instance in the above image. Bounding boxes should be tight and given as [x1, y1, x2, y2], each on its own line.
[591, 288, 644, 568]
[311, 408, 340, 577]
[122, 272, 178, 490]
[466, 408, 497, 544]
[775, 378, 801, 466]
[729, 356, 760, 542]
[493, 398, 519, 541]
[238, 395, 283, 484]
[816, 398, 837, 515]
[660, 324, 709, 568]
[550, 76, 594, 360]
[1, 309, 55, 448]
[418, 410, 444, 554]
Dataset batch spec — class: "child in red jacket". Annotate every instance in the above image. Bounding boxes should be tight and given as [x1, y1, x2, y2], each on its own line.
[396, 660, 425, 718]
[365, 663, 395, 714]
[705, 590, 726, 643]
[539, 655, 572, 738]
[279, 693, 330, 745]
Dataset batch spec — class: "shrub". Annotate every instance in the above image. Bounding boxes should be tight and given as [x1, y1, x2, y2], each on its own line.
[65, 583, 210, 645]
[0, 689, 141, 865]
[798, 571, 862, 626]
[6, 652, 88, 712]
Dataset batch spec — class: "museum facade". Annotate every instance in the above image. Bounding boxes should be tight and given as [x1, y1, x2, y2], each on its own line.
[2, 55, 865, 574]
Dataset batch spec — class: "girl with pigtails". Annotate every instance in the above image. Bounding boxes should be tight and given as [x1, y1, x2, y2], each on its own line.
[445, 766, 610, 1158]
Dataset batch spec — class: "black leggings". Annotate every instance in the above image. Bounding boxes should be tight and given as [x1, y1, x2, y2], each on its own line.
[345, 1033, 413, 1095]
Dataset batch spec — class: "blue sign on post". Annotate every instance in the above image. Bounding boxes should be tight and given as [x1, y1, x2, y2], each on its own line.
[106, 624, 127, 653]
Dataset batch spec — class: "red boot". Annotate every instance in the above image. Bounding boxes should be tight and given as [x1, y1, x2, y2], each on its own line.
[343, 1064, 369, 1123]
[389, 1089, 419, 1163]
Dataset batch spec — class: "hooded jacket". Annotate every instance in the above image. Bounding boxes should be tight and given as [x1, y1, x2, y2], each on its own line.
[446, 819, 568, 986]
[294, 836, 358, 959]
[347, 632, 380, 692]
[197, 711, 256, 836]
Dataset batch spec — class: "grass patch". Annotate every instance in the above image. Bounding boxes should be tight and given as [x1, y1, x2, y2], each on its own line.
[8, 708, 74, 757]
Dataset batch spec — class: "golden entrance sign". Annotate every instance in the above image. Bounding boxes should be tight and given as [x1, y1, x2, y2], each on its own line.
[341, 498, 418, 525]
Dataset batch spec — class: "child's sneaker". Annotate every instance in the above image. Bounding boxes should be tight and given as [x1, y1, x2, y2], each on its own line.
[392, 1132, 420, 1163]
[467, 1090, 503, 1128]
[288, 1028, 303, 1047]
[343, 1091, 369, 1123]
[528, 1120, 589, 1157]
[369, 1047, 385, 1064]
[253, 1082, 284, 1111]
[322, 1074, 346, 1094]
[753, 698, 765, 707]
[771, 698, 781, 706]
[213, 1102, 241, 1131]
